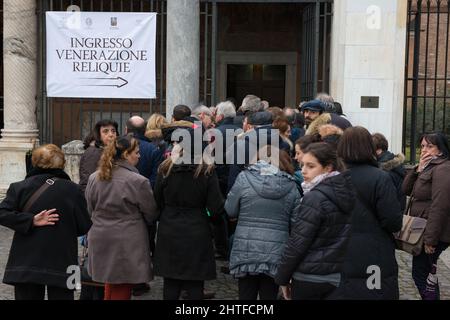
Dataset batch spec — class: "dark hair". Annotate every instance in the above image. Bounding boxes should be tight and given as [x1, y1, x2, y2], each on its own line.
[322, 134, 341, 150]
[295, 134, 321, 151]
[372, 133, 389, 152]
[334, 102, 343, 116]
[418, 132, 450, 159]
[272, 117, 290, 135]
[337, 126, 377, 166]
[173, 104, 191, 121]
[303, 142, 345, 172]
[256, 146, 294, 175]
[226, 97, 237, 107]
[84, 119, 119, 149]
[126, 118, 146, 136]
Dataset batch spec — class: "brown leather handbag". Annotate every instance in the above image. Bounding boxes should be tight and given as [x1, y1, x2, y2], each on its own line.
[393, 195, 427, 256]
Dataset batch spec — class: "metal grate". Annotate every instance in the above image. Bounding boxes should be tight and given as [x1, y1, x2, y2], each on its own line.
[403, 0, 450, 163]
[300, 1, 332, 102]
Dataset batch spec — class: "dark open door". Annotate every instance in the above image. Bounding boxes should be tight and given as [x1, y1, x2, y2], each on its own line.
[300, 3, 319, 102]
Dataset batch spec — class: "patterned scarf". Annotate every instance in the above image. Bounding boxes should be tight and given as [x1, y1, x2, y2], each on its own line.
[301, 171, 340, 194]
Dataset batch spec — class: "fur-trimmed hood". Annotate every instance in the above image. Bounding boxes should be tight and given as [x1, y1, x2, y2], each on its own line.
[161, 120, 194, 129]
[318, 124, 343, 138]
[161, 120, 195, 143]
[378, 151, 406, 172]
[305, 113, 331, 136]
[145, 129, 163, 140]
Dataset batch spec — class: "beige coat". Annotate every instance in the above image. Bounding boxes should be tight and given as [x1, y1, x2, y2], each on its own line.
[85, 160, 158, 284]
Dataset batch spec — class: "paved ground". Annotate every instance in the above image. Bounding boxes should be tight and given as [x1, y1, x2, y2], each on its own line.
[1, 225, 450, 300]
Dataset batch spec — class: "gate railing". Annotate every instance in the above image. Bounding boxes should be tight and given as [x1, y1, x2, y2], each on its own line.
[403, 0, 450, 163]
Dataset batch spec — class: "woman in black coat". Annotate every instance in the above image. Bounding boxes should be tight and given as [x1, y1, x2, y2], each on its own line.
[332, 127, 403, 300]
[153, 140, 225, 300]
[0, 144, 92, 300]
[275, 143, 355, 300]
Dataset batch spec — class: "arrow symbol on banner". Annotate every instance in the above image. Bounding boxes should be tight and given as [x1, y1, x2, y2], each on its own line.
[79, 77, 128, 88]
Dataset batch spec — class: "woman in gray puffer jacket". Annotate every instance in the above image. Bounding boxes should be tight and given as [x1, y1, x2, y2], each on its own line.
[225, 149, 301, 300]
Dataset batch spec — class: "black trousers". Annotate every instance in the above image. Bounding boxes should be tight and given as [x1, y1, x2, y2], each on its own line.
[163, 278, 204, 300]
[79, 284, 105, 300]
[412, 241, 449, 300]
[14, 283, 74, 300]
[238, 274, 279, 300]
[291, 280, 336, 300]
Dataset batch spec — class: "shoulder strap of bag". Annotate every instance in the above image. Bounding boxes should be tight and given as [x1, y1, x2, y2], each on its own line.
[23, 177, 60, 212]
[404, 170, 419, 216]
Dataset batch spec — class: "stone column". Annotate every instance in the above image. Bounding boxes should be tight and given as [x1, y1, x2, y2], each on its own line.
[61, 140, 85, 184]
[330, 0, 407, 153]
[0, 0, 39, 199]
[166, 0, 200, 119]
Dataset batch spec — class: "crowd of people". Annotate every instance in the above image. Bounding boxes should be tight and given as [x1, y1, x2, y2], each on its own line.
[0, 92, 449, 301]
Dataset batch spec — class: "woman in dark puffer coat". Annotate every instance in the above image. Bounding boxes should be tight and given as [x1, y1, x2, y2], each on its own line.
[331, 127, 403, 300]
[275, 142, 355, 300]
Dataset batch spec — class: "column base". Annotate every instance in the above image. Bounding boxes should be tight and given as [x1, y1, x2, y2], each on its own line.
[0, 129, 39, 201]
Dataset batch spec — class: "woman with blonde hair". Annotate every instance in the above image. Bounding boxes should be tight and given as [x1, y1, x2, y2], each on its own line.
[145, 113, 168, 145]
[145, 113, 169, 171]
[153, 129, 224, 300]
[0, 144, 92, 300]
[85, 134, 158, 300]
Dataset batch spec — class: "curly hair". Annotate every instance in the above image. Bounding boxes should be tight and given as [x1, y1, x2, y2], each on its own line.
[98, 134, 138, 181]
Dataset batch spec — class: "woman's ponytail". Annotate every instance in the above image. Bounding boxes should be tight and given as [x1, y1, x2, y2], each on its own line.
[97, 134, 138, 181]
[98, 140, 117, 181]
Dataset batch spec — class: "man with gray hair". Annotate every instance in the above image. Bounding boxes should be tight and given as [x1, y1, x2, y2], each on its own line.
[192, 104, 214, 129]
[240, 94, 264, 114]
[315, 92, 336, 113]
[234, 94, 264, 128]
[216, 101, 236, 123]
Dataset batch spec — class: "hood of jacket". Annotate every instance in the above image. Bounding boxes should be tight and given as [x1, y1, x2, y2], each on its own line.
[244, 160, 295, 200]
[161, 120, 195, 143]
[313, 171, 355, 215]
[378, 151, 406, 173]
[305, 112, 331, 136]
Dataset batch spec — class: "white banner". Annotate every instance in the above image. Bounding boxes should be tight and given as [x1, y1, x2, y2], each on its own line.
[46, 11, 156, 99]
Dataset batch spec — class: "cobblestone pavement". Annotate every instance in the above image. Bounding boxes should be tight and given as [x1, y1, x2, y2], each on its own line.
[1, 225, 450, 300]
